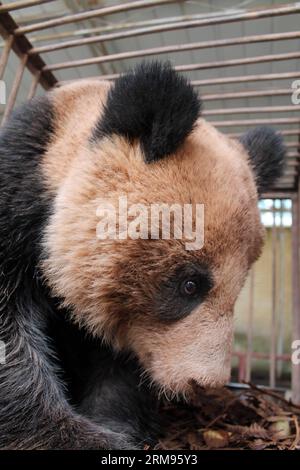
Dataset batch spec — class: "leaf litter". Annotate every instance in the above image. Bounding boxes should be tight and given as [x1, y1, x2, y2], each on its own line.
[151, 383, 300, 450]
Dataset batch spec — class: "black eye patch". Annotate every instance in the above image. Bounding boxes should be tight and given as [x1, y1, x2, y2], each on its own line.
[153, 263, 213, 322]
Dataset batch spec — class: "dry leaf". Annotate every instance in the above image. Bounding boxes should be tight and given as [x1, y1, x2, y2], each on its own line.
[269, 420, 291, 439]
[203, 430, 229, 448]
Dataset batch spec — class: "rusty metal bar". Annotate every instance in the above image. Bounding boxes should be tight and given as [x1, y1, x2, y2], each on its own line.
[246, 268, 255, 382]
[286, 142, 300, 149]
[178, 52, 300, 73]
[0, 0, 54, 13]
[44, 50, 300, 73]
[59, 71, 300, 87]
[275, 177, 296, 183]
[274, 186, 296, 191]
[14, 0, 176, 35]
[27, 70, 41, 100]
[228, 130, 300, 138]
[202, 89, 291, 102]
[285, 169, 298, 176]
[203, 105, 300, 116]
[212, 118, 300, 127]
[262, 192, 295, 199]
[192, 72, 300, 88]
[29, 27, 300, 56]
[285, 162, 299, 167]
[270, 203, 278, 389]
[0, 34, 13, 80]
[0, 9, 56, 89]
[1, 53, 27, 125]
[277, 200, 286, 380]
[292, 187, 300, 404]
[14, 3, 300, 36]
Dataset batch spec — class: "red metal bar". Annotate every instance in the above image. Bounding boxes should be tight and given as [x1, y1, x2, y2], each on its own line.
[203, 105, 300, 116]
[0, 0, 55, 13]
[29, 29, 300, 57]
[45, 50, 300, 72]
[14, 0, 176, 35]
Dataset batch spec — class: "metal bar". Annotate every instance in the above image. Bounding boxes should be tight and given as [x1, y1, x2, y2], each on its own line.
[0, 0, 54, 13]
[28, 27, 300, 56]
[284, 169, 298, 176]
[212, 118, 300, 127]
[18, 7, 300, 48]
[262, 192, 295, 199]
[177, 52, 300, 73]
[274, 186, 296, 192]
[274, 186, 296, 191]
[228, 130, 300, 138]
[286, 142, 300, 149]
[0, 34, 13, 80]
[203, 105, 300, 116]
[0, 9, 57, 89]
[0, 13, 220, 45]
[15, 3, 300, 36]
[202, 89, 291, 101]
[246, 268, 255, 382]
[192, 72, 300, 87]
[58, 71, 300, 87]
[1, 53, 27, 125]
[27, 70, 40, 100]
[275, 177, 296, 183]
[14, 0, 176, 35]
[277, 200, 285, 379]
[270, 203, 278, 388]
[44, 50, 300, 73]
[292, 187, 300, 404]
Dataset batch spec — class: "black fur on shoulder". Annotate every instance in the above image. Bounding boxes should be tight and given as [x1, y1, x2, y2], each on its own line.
[239, 126, 286, 192]
[0, 96, 54, 296]
[93, 61, 201, 163]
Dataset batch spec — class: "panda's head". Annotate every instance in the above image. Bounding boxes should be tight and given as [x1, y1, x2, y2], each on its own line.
[43, 62, 285, 396]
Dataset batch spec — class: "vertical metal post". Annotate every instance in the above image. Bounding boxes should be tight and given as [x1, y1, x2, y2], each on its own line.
[292, 186, 300, 404]
[246, 267, 255, 382]
[1, 53, 27, 125]
[277, 199, 286, 377]
[27, 71, 41, 99]
[0, 34, 13, 80]
[270, 201, 278, 388]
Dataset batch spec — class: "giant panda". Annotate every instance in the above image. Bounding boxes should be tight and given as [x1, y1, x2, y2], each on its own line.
[0, 61, 285, 449]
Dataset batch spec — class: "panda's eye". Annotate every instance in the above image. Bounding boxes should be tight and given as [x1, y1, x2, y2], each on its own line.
[154, 263, 213, 322]
[181, 279, 198, 297]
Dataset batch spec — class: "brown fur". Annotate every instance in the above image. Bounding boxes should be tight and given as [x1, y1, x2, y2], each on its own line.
[41, 83, 265, 396]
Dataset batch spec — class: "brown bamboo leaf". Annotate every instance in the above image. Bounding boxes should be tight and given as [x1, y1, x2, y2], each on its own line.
[203, 430, 229, 448]
[269, 420, 291, 439]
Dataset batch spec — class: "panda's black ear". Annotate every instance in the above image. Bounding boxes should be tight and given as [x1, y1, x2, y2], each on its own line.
[93, 61, 201, 163]
[239, 127, 286, 193]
